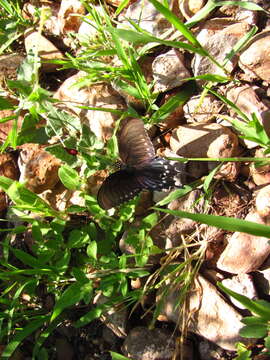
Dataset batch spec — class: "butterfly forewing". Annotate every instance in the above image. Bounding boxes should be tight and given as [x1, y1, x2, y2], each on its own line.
[97, 170, 142, 210]
[118, 118, 155, 167]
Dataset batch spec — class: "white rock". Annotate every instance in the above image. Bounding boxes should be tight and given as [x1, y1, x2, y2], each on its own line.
[170, 123, 240, 180]
[192, 20, 251, 78]
[255, 184, 270, 218]
[24, 29, 63, 72]
[118, 0, 183, 39]
[159, 274, 247, 350]
[239, 31, 270, 82]
[180, 0, 206, 20]
[183, 94, 223, 123]
[58, 0, 85, 34]
[54, 73, 126, 140]
[221, 274, 257, 310]
[217, 211, 270, 274]
[226, 84, 270, 139]
[122, 327, 178, 360]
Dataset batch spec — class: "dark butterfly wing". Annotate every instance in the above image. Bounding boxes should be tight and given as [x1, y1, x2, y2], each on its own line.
[118, 118, 155, 167]
[136, 157, 178, 191]
[97, 170, 143, 210]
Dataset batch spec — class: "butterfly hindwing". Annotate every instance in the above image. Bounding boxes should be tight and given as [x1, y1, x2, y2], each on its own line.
[118, 118, 155, 167]
[97, 169, 142, 210]
[136, 157, 177, 191]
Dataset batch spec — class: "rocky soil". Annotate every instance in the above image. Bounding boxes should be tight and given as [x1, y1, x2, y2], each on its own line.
[1, 0, 270, 359]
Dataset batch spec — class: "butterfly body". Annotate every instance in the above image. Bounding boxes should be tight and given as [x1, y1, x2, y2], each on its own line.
[97, 119, 181, 210]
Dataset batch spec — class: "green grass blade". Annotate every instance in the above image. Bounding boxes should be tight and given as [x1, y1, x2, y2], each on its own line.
[216, 1, 269, 12]
[218, 282, 270, 319]
[115, 0, 130, 15]
[113, 28, 206, 56]
[207, 88, 250, 122]
[1, 315, 50, 358]
[153, 207, 270, 238]
[156, 180, 202, 206]
[186, 0, 268, 28]
[150, 81, 195, 123]
[147, 0, 202, 47]
[185, 0, 217, 28]
[223, 26, 257, 66]
[203, 164, 221, 193]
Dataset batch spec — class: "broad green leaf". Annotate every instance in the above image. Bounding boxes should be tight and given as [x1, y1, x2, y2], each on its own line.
[58, 164, 81, 190]
[241, 316, 269, 325]
[0, 96, 14, 110]
[113, 28, 206, 56]
[54, 248, 71, 273]
[153, 208, 270, 238]
[46, 144, 78, 166]
[0, 177, 57, 216]
[113, 79, 142, 100]
[239, 324, 268, 338]
[11, 248, 46, 268]
[51, 281, 92, 321]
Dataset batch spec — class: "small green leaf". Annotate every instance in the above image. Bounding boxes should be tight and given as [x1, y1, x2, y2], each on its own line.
[68, 229, 90, 249]
[58, 165, 81, 190]
[265, 336, 270, 350]
[0, 96, 14, 110]
[234, 342, 252, 360]
[110, 352, 132, 360]
[87, 241, 97, 260]
[75, 306, 103, 328]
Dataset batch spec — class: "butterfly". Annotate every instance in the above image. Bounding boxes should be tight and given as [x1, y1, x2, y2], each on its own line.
[97, 118, 181, 210]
